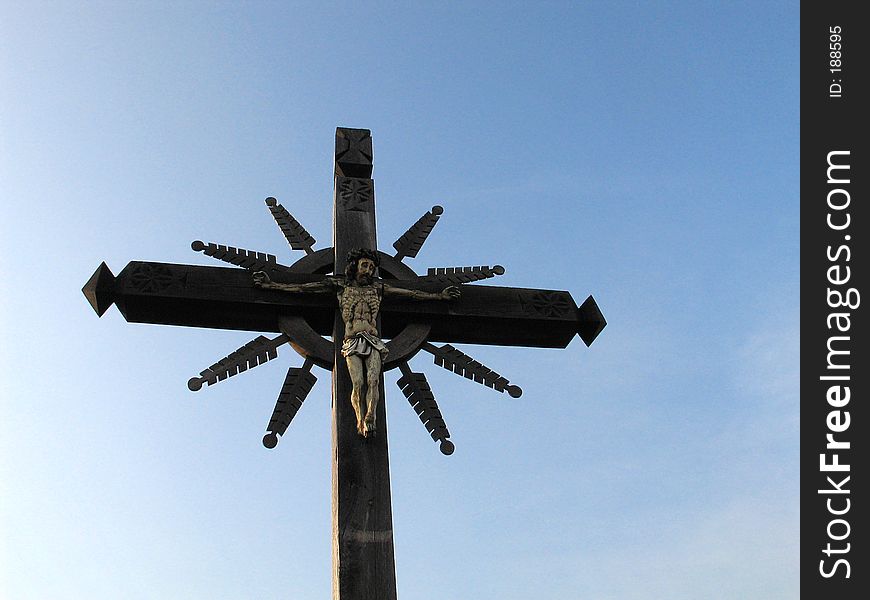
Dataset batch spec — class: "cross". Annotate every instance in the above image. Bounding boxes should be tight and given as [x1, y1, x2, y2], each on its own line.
[82, 127, 606, 600]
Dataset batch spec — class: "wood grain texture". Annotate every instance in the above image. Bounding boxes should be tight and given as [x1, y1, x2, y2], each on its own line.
[332, 126, 396, 600]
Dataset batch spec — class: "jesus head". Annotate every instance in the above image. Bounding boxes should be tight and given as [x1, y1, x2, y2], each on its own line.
[345, 248, 380, 285]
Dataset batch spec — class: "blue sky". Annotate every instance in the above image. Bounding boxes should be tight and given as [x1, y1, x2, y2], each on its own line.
[1, 2, 798, 599]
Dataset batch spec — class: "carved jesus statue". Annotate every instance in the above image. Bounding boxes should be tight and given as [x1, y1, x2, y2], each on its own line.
[253, 248, 460, 437]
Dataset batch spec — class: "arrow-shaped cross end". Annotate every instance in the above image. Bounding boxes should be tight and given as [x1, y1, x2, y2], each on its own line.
[576, 295, 606, 347]
[82, 262, 116, 317]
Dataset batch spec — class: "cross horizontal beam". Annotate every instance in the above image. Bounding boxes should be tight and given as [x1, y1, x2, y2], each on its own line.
[84, 260, 605, 348]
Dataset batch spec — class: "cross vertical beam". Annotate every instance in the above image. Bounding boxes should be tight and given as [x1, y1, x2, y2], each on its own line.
[331, 128, 397, 600]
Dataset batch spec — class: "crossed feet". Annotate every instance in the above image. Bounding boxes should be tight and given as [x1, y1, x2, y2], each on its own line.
[355, 414, 377, 438]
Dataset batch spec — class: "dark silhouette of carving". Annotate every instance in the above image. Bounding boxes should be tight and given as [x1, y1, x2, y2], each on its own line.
[266, 197, 316, 254]
[191, 240, 285, 272]
[392, 205, 442, 260]
[420, 264, 506, 284]
[263, 358, 318, 449]
[188, 334, 288, 391]
[397, 363, 453, 455]
[423, 342, 523, 398]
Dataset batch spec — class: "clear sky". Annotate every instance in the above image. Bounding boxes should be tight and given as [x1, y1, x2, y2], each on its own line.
[1, 2, 798, 599]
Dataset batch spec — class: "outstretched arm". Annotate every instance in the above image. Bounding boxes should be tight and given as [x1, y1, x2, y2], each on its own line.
[383, 283, 461, 301]
[253, 271, 337, 294]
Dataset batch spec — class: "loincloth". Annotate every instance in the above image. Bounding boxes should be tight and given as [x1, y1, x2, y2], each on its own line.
[341, 331, 389, 358]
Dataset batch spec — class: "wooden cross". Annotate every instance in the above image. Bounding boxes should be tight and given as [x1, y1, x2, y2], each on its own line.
[82, 127, 606, 600]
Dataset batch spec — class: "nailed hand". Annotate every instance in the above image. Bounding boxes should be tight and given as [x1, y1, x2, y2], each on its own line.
[252, 271, 271, 287]
[441, 286, 461, 300]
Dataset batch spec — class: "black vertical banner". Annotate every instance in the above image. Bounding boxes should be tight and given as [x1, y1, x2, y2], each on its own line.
[801, 4, 867, 597]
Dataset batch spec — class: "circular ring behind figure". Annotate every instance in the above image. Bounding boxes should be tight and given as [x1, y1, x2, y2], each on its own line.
[277, 247, 433, 371]
[278, 315, 335, 370]
[285, 247, 334, 274]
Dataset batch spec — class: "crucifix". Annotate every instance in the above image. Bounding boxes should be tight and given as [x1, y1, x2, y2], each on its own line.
[82, 127, 606, 600]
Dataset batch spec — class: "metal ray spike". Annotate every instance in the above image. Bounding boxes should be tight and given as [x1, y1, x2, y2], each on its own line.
[392, 205, 443, 261]
[187, 334, 289, 391]
[262, 358, 318, 449]
[265, 197, 316, 254]
[397, 362, 454, 455]
[191, 240, 291, 272]
[422, 342, 523, 398]
[418, 264, 505, 284]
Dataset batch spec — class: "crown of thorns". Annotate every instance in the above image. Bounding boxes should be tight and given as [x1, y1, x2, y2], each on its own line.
[345, 248, 380, 278]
